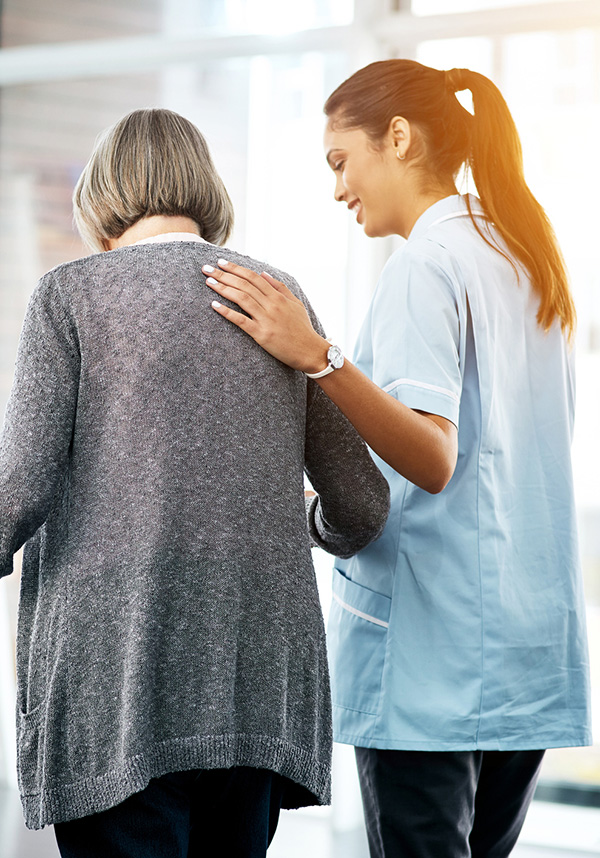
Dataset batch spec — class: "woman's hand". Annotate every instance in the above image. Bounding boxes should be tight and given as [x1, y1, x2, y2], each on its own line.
[203, 261, 457, 492]
[203, 260, 330, 374]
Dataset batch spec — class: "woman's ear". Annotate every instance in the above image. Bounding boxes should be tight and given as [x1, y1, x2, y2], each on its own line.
[388, 115, 411, 161]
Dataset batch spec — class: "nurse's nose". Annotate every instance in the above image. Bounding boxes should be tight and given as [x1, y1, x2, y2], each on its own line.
[334, 175, 346, 203]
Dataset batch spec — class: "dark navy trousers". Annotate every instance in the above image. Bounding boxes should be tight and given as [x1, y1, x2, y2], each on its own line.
[355, 748, 545, 858]
[54, 766, 286, 858]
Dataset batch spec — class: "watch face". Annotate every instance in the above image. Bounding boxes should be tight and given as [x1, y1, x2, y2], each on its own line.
[328, 344, 344, 370]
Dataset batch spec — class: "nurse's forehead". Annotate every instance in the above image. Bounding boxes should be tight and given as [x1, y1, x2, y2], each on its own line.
[324, 125, 367, 152]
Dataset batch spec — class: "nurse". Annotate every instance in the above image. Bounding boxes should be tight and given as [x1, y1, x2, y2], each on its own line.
[203, 59, 592, 858]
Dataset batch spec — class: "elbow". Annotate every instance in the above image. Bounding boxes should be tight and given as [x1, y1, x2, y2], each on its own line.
[332, 481, 391, 558]
[418, 456, 457, 495]
[419, 429, 458, 493]
[422, 475, 451, 495]
[358, 480, 391, 546]
[362, 495, 391, 545]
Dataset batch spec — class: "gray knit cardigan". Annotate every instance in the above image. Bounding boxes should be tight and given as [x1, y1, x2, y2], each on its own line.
[0, 240, 390, 829]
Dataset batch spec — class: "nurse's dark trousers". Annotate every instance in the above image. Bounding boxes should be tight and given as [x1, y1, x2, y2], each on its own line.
[54, 766, 285, 858]
[355, 748, 545, 858]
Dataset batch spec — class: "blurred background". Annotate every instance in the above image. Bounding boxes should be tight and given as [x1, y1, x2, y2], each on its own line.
[1, 1, 599, 855]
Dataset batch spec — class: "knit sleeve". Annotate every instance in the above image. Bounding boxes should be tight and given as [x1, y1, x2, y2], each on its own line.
[303, 383, 390, 558]
[0, 274, 80, 577]
[263, 270, 390, 558]
[295, 291, 389, 559]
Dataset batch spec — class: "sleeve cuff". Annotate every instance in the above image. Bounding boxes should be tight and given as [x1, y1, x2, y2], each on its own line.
[305, 494, 322, 550]
[384, 378, 460, 427]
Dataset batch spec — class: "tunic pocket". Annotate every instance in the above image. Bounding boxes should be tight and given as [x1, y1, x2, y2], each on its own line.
[327, 568, 391, 716]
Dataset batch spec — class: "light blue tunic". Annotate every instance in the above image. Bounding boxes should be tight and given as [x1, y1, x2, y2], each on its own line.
[329, 194, 592, 751]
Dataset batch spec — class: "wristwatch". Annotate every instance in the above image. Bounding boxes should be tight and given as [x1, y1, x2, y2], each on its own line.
[305, 340, 345, 379]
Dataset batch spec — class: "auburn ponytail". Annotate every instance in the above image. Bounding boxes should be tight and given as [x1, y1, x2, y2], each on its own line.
[456, 67, 575, 336]
[325, 60, 576, 337]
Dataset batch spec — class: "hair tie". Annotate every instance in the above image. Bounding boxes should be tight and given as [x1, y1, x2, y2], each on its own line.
[445, 68, 470, 94]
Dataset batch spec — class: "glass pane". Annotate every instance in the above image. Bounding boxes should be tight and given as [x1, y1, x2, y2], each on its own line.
[220, 0, 354, 32]
[2, 0, 353, 47]
[416, 35, 494, 77]
[1, 0, 163, 46]
[413, 0, 551, 15]
[164, 0, 354, 36]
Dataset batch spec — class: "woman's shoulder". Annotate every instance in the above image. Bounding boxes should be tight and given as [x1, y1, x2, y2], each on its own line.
[28, 254, 101, 311]
[35, 248, 133, 303]
[42, 247, 121, 278]
[207, 243, 303, 299]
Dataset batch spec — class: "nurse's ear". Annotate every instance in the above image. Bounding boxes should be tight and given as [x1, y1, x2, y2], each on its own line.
[388, 116, 412, 162]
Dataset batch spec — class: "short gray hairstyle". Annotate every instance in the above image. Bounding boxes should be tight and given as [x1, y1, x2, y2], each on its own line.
[73, 108, 234, 252]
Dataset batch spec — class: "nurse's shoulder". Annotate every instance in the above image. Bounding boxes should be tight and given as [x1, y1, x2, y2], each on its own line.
[373, 235, 463, 319]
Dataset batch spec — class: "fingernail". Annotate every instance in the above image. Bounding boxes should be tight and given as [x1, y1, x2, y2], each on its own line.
[211, 301, 222, 308]
[202, 264, 215, 273]
[218, 258, 229, 267]
[206, 277, 218, 286]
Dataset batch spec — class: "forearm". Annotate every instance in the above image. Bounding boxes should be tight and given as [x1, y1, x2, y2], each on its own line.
[313, 346, 457, 492]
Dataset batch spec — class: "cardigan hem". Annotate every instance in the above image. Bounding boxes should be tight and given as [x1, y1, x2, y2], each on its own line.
[21, 732, 332, 829]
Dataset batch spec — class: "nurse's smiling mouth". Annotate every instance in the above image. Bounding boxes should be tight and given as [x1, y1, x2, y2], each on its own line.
[348, 199, 362, 221]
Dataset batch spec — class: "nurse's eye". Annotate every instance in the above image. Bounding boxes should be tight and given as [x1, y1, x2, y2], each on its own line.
[333, 160, 345, 172]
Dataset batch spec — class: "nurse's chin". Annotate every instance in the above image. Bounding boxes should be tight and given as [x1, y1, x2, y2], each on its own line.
[362, 222, 383, 238]
[361, 219, 396, 240]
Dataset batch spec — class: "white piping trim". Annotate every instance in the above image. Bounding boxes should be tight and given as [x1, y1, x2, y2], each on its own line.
[332, 592, 389, 629]
[383, 377, 460, 403]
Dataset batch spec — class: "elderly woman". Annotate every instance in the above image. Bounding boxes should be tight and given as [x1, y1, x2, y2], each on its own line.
[0, 108, 389, 858]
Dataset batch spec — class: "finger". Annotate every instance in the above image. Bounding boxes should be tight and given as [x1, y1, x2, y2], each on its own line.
[203, 266, 269, 306]
[205, 276, 264, 319]
[211, 300, 256, 334]
[214, 258, 273, 297]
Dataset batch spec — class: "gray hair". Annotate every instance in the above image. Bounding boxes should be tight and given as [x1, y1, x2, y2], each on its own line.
[73, 108, 234, 252]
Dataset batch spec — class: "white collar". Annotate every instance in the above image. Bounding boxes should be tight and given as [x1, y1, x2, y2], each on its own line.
[409, 194, 486, 241]
[132, 232, 206, 246]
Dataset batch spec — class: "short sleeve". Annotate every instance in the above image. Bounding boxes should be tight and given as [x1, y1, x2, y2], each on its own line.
[361, 245, 463, 426]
